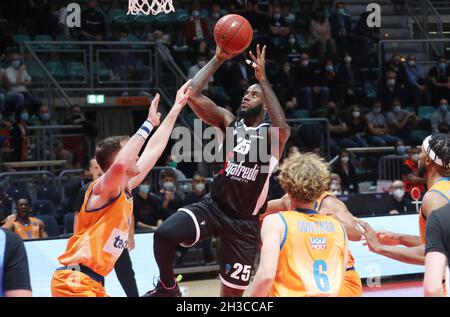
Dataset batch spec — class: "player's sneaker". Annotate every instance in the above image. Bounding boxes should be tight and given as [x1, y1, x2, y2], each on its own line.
[142, 279, 181, 297]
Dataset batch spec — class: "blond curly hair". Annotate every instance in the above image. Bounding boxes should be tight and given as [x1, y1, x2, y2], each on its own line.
[278, 152, 330, 203]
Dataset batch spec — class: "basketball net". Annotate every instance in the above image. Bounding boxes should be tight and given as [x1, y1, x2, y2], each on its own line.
[127, 0, 175, 15]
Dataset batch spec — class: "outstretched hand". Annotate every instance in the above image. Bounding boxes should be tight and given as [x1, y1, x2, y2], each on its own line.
[215, 46, 239, 61]
[357, 219, 382, 253]
[247, 44, 267, 82]
[174, 79, 193, 109]
[147, 93, 162, 127]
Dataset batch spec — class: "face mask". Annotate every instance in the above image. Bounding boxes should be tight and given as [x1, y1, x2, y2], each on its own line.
[301, 60, 309, 67]
[139, 184, 150, 194]
[393, 105, 401, 112]
[12, 60, 21, 69]
[40, 113, 50, 121]
[341, 156, 349, 164]
[344, 56, 352, 63]
[326, 65, 334, 72]
[373, 107, 382, 114]
[439, 63, 447, 69]
[387, 79, 396, 87]
[168, 161, 178, 168]
[408, 60, 415, 67]
[194, 183, 205, 192]
[20, 113, 29, 121]
[393, 189, 405, 200]
[331, 190, 342, 196]
[198, 60, 206, 68]
[273, 13, 282, 20]
[337, 8, 346, 15]
[440, 104, 448, 112]
[212, 12, 220, 19]
[238, 103, 263, 118]
[396, 145, 406, 155]
[289, 38, 296, 44]
[411, 153, 420, 162]
[163, 182, 175, 191]
[352, 111, 360, 118]
[192, 10, 200, 18]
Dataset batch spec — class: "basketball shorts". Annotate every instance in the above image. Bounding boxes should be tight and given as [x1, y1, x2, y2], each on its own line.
[178, 194, 260, 290]
[51, 269, 108, 297]
[338, 268, 363, 297]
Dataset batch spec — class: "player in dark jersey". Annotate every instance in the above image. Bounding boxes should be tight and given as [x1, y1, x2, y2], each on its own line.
[144, 45, 290, 297]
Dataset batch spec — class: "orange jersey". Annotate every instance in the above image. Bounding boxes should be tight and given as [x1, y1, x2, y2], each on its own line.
[269, 209, 348, 297]
[419, 177, 450, 243]
[57, 181, 133, 277]
[14, 217, 41, 240]
[315, 191, 355, 269]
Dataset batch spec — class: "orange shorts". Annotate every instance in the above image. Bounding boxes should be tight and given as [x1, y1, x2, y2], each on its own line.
[51, 270, 108, 297]
[338, 269, 362, 297]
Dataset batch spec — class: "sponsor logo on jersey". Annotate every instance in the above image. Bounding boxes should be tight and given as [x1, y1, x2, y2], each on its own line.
[310, 237, 327, 251]
[103, 227, 129, 257]
[224, 161, 260, 181]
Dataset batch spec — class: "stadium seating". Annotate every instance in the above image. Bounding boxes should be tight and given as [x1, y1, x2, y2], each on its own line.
[35, 214, 61, 237]
[36, 184, 61, 208]
[32, 199, 58, 217]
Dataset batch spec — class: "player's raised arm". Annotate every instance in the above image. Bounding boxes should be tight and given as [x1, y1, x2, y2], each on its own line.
[249, 214, 284, 297]
[128, 81, 193, 190]
[248, 44, 290, 158]
[93, 97, 162, 196]
[187, 47, 235, 132]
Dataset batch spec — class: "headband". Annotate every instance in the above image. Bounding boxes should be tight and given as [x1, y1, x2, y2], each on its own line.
[422, 135, 445, 167]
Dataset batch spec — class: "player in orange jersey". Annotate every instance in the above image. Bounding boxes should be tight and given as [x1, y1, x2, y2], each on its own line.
[261, 171, 363, 297]
[361, 134, 450, 266]
[249, 152, 348, 297]
[50, 80, 192, 297]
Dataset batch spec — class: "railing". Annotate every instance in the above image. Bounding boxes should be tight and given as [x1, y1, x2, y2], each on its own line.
[405, 0, 444, 56]
[378, 38, 450, 77]
[429, 0, 450, 14]
[378, 154, 407, 180]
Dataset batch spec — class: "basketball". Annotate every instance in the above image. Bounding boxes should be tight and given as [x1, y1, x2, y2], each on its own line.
[213, 14, 253, 54]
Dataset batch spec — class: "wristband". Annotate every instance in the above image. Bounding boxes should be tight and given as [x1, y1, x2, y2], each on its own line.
[137, 120, 154, 140]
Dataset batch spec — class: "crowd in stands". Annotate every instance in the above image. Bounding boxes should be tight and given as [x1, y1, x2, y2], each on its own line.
[0, 0, 447, 257]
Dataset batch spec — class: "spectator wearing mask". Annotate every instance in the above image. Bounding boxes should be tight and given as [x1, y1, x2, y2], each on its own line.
[332, 149, 358, 193]
[33, 105, 62, 160]
[188, 55, 212, 92]
[157, 170, 184, 216]
[283, 34, 302, 67]
[378, 70, 404, 112]
[206, 2, 223, 32]
[401, 146, 426, 193]
[338, 53, 363, 105]
[297, 52, 329, 110]
[0, 67, 25, 116]
[11, 108, 30, 162]
[403, 54, 431, 112]
[309, 8, 336, 61]
[0, 228, 32, 297]
[184, 4, 210, 47]
[329, 179, 343, 196]
[431, 99, 450, 134]
[112, 29, 137, 84]
[387, 180, 415, 215]
[79, 0, 106, 41]
[321, 59, 338, 101]
[1, 198, 47, 240]
[5, 52, 41, 115]
[329, 1, 352, 57]
[268, 4, 291, 50]
[63, 104, 98, 138]
[429, 56, 450, 104]
[275, 61, 297, 105]
[394, 139, 408, 156]
[386, 98, 419, 141]
[326, 101, 347, 155]
[365, 100, 401, 146]
[133, 178, 165, 231]
[340, 104, 369, 148]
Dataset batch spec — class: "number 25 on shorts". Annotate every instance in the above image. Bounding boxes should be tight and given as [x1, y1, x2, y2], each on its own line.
[230, 263, 252, 282]
[313, 259, 330, 292]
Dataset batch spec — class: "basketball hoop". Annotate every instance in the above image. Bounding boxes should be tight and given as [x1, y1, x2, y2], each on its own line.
[127, 0, 175, 15]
